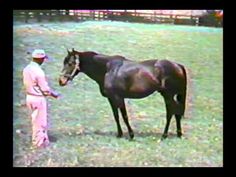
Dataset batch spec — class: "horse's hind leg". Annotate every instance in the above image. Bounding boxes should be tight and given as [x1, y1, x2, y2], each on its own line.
[108, 98, 123, 138]
[174, 93, 185, 138]
[161, 109, 173, 140]
[161, 93, 174, 140]
[119, 99, 134, 140]
[175, 114, 182, 138]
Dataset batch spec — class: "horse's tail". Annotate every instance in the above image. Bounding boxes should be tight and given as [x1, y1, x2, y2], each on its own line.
[177, 64, 187, 117]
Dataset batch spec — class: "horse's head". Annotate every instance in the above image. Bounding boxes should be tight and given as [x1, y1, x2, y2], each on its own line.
[59, 48, 80, 86]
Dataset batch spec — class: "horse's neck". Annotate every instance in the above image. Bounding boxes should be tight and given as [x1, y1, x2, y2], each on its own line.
[80, 53, 108, 84]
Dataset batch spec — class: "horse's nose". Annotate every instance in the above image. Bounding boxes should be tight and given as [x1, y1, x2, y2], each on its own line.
[59, 77, 67, 86]
[59, 78, 64, 86]
[59, 78, 62, 86]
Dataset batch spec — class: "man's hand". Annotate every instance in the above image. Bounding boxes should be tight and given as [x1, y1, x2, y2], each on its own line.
[55, 93, 62, 99]
[50, 91, 61, 99]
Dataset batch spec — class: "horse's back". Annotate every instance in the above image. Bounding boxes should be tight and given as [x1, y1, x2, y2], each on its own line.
[104, 59, 163, 98]
[94, 54, 126, 61]
[103, 56, 187, 99]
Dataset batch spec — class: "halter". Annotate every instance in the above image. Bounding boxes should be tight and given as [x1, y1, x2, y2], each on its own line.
[61, 54, 80, 81]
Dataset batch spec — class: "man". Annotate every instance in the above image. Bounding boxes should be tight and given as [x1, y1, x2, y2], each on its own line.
[23, 49, 60, 148]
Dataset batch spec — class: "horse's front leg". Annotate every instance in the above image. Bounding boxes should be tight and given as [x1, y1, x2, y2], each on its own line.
[108, 98, 123, 138]
[119, 99, 134, 140]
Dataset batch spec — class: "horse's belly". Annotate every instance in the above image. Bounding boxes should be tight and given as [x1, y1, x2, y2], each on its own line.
[123, 87, 156, 98]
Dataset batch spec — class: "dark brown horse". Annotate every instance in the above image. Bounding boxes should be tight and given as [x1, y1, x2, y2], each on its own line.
[59, 49, 187, 140]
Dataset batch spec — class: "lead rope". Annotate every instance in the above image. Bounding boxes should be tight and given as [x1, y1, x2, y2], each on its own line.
[83, 73, 86, 120]
[81, 69, 87, 136]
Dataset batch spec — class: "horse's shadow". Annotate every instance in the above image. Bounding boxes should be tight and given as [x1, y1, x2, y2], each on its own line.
[93, 130, 178, 140]
[50, 129, 179, 142]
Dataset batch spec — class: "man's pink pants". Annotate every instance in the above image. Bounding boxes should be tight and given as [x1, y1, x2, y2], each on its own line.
[26, 95, 49, 148]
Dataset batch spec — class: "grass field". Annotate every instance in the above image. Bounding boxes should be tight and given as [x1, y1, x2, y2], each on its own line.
[13, 21, 223, 167]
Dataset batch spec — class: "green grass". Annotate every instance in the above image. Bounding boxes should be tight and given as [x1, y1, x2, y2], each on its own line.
[13, 21, 223, 167]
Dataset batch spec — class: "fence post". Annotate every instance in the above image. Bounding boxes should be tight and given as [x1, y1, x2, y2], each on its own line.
[154, 11, 156, 23]
[196, 17, 199, 26]
[91, 10, 95, 20]
[25, 11, 29, 23]
[35, 10, 41, 22]
[98, 11, 101, 21]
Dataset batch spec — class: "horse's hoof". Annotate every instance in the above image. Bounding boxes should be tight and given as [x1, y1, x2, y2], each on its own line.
[177, 134, 182, 139]
[116, 133, 123, 138]
[129, 132, 134, 140]
[177, 131, 182, 138]
[161, 134, 168, 141]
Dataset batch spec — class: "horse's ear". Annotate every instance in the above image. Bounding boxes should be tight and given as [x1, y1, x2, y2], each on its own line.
[72, 48, 75, 52]
[67, 48, 70, 54]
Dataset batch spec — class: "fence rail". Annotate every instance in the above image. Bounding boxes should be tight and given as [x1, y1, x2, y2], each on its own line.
[13, 10, 223, 27]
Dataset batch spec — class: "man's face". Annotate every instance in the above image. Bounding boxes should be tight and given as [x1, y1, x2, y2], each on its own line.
[38, 58, 45, 65]
[33, 58, 45, 65]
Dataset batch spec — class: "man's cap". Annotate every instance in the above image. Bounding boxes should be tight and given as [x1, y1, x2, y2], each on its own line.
[32, 49, 46, 59]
